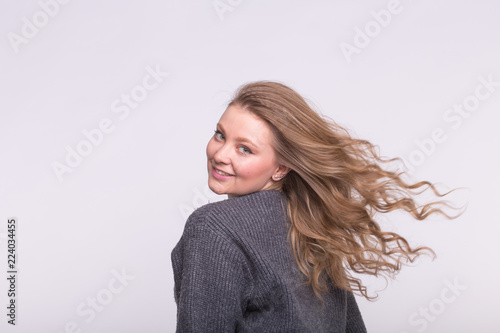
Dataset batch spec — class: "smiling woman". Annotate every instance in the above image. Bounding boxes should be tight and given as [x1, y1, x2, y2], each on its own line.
[206, 104, 290, 199]
[171, 81, 463, 333]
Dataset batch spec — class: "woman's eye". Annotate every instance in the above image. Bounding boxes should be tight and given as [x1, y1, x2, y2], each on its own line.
[214, 130, 224, 140]
[214, 130, 251, 154]
[239, 146, 252, 154]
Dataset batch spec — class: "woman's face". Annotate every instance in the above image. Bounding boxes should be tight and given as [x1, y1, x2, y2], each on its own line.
[206, 104, 287, 198]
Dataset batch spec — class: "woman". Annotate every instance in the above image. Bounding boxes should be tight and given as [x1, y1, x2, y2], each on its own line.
[171, 81, 462, 332]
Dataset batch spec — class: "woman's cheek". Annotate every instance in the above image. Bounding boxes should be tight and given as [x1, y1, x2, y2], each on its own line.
[236, 161, 255, 178]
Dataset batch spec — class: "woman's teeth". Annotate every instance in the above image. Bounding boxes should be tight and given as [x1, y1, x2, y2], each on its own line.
[215, 169, 232, 176]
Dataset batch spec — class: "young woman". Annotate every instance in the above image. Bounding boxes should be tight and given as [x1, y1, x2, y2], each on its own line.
[171, 81, 462, 332]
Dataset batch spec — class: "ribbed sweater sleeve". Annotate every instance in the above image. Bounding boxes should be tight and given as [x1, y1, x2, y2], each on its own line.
[346, 290, 367, 333]
[172, 208, 249, 332]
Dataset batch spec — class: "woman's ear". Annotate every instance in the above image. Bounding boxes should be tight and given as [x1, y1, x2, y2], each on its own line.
[272, 165, 291, 180]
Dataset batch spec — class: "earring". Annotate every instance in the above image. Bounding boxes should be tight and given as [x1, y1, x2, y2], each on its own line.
[274, 174, 284, 179]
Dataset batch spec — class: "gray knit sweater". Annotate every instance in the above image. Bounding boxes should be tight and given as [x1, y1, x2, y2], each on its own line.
[171, 189, 367, 332]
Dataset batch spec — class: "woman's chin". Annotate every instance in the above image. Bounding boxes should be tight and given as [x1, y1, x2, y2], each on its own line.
[207, 182, 227, 196]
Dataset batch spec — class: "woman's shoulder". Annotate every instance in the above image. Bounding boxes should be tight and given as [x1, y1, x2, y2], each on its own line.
[183, 189, 287, 234]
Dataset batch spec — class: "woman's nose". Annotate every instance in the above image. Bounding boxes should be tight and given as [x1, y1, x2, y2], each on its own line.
[214, 143, 231, 164]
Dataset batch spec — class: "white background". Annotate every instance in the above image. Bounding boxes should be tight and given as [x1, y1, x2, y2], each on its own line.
[1, 0, 499, 332]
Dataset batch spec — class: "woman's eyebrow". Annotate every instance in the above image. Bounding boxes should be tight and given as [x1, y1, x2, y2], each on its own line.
[217, 123, 259, 148]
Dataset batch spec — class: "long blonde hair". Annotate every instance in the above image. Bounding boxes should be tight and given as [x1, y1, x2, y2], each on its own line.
[228, 80, 464, 301]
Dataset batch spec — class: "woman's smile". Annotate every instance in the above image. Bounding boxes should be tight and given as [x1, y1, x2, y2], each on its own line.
[212, 166, 235, 179]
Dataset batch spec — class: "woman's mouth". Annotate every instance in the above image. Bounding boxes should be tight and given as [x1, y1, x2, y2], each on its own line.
[212, 167, 234, 179]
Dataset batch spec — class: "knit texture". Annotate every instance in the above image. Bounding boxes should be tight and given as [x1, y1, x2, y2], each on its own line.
[171, 189, 367, 332]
